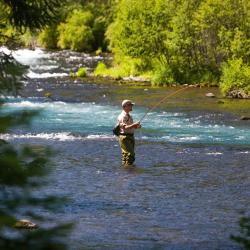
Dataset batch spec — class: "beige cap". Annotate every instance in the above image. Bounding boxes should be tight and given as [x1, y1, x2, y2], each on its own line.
[122, 99, 135, 107]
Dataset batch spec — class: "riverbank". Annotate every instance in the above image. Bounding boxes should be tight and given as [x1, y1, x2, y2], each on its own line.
[18, 71, 250, 120]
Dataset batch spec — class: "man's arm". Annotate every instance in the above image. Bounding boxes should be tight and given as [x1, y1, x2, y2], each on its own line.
[122, 122, 141, 130]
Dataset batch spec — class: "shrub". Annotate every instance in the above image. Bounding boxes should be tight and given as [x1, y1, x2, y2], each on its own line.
[94, 59, 143, 80]
[38, 26, 58, 49]
[77, 67, 87, 77]
[57, 10, 94, 52]
[95, 48, 102, 56]
[151, 65, 174, 86]
[220, 58, 250, 96]
[94, 62, 108, 76]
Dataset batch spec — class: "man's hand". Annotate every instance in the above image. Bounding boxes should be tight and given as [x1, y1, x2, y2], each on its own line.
[133, 122, 141, 129]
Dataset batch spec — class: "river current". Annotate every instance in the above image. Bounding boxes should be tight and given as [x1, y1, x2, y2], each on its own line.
[1, 48, 250, 249]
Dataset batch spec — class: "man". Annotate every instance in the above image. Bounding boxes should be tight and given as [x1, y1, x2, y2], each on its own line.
[117, 100, 141, 166]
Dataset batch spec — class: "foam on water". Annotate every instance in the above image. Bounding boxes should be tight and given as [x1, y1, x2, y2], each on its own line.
[13, 48, 49, 65]
[1, 47, 69, 79]
[0, 132, 114, 141]
[205, 152, 223, 155]
[27, 71, 68, 79]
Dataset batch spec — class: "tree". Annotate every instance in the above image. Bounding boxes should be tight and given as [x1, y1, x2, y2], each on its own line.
[105, 0, 250, 90]
[57, 10, 95, 52]
[1, 0, 62, 31]
[107, 0, 172, 64]
[0, 0, 72, 249]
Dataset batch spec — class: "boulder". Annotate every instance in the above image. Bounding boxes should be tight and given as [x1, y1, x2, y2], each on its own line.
[14, 219, 38, 229]
[206, 92, 216, 98]
[240, 116, 250, 120]
[227, 90, 250, 99]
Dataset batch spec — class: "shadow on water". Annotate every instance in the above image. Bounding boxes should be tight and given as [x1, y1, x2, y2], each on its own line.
[122, 164, 150, 174]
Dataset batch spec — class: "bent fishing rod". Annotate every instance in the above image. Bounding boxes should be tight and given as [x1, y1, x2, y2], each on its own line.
[139, 85, 193, 123]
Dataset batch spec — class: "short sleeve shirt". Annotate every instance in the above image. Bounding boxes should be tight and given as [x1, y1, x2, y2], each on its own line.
[118, 110, 134, 134]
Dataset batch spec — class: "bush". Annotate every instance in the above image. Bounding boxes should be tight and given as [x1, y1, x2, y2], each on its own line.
[220, 58, 250, 96]
[151, 65, 174, 86]
[38, 25, 58, 49]
[94, 62, 108, 76]
[77, 67, 87, 77]
[94, 58, 144, 80]
[57, 10, 94, 52]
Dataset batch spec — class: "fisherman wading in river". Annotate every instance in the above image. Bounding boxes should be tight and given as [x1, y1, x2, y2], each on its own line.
[117, 100, 141, 167]
[113, 86, 193, 167]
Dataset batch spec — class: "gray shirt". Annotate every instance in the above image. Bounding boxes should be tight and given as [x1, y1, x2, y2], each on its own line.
[118, 110, 135, 134]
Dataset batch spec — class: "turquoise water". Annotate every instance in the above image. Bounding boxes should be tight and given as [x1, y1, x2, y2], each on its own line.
[1, 48, 250, 249]
[1, 98, 250, 145]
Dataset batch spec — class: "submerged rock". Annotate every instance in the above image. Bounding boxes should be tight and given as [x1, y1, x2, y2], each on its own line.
[14, 219, 38, 229]
[217, 100, 224, 104]
[122, 75, 150, 82]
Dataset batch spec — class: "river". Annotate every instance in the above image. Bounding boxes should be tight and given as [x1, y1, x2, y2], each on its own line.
[1, 48, 250, 250]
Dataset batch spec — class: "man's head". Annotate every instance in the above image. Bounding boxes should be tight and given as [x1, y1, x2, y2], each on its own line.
[122, 99, 135, 112]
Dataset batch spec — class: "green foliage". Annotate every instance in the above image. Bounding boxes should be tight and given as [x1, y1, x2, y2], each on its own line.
[105, 0, 250, 89]
[95, 47, 102, 56]
[2, 0, 250, 91]
[1, 1, 117, 52]
[220, 58, 250, 96]
[0, 52, 28, 96]
[106, 0, 170, 60]
[38, 25, 58, 49]
[94, 62, 108, 76]
[19, 30, 38, 48]
[231, 215, 250, 249]
[94, 57, 144, 80]
[95, 63, 123, 80]
[77, 67, 87, 77]
[2, 0, 63, 32]
[57, 10, 94, 51]
[151, 65, 174, 86]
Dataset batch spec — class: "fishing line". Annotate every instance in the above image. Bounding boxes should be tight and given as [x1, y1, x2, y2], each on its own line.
[139, 85, 193, 123]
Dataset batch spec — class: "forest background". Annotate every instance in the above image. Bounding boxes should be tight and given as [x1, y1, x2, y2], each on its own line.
[1, 0, 250, 96]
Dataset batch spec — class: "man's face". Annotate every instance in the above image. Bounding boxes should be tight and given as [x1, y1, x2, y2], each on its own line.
[124, 103, 133, 112]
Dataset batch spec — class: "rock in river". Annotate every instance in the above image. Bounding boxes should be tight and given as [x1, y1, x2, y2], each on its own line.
[14, 219, 38, 229]
[240, 116, 250, 120]
[206, 92, 216, 98]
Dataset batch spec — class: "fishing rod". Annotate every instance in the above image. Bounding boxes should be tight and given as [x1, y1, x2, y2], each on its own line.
[139, 85, 192, 123]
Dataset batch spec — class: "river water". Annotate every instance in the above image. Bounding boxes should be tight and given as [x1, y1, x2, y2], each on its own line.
[1, 48, 250, 249]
